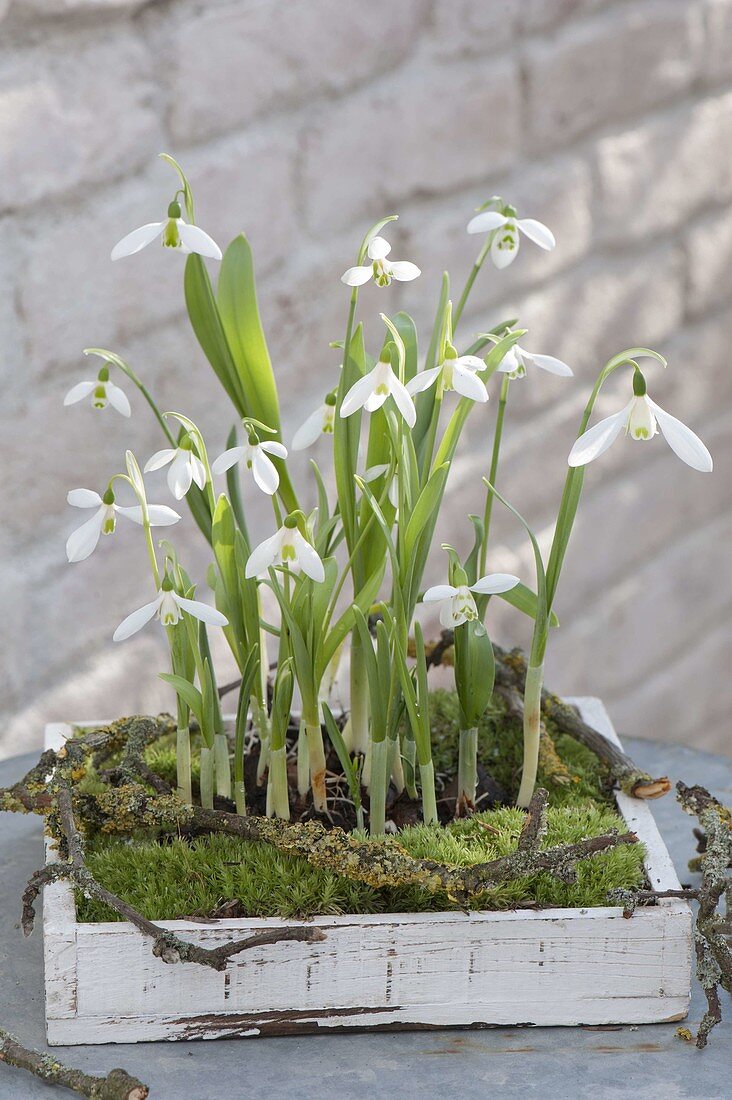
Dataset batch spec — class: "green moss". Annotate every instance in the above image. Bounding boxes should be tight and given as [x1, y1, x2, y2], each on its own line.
[76, 803, 644, 923]
[427, 688, 609, 806]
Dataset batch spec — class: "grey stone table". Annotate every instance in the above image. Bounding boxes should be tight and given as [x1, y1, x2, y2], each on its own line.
[1, 738, 730, 1100]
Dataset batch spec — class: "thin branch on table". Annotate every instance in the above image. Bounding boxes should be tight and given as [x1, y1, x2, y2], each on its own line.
[517, 788, 549, 851]
[0, 1027, 148, 1100]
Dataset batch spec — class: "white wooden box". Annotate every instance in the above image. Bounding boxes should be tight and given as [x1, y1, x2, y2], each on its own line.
[42, 699, 692, 1045]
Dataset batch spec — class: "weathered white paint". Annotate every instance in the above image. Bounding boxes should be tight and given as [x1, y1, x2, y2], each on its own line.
[42, 700, 692, 1045]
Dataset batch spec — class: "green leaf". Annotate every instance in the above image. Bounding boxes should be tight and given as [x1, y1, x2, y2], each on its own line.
[403, 462, 449, 562]
[160, 673, 203, 727]
[453, 619, 495, 729]
[392, 312, 418, 385]
[497, 581, 560, 627]
[184, 256, 246, 414]
[216, 236, 298, 513]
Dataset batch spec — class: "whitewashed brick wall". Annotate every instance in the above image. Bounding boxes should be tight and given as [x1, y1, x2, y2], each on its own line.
[1, 0, 730, 759]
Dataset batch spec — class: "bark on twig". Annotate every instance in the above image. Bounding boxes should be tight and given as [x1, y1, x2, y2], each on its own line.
[0, 1028, 148, 1099]
[23, 785, 326, 972]
[518, 788, 549, 852]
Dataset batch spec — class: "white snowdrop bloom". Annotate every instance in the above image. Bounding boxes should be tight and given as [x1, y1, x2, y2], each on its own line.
[111, 200, 222, 261]
[113, 581, 228, 642]
[496, 343, 573, 380]
[466, 208, 555, 269]
[363, 464, 399, 508]
[144, 438, 207, 500]
[422, 574, 521, 628]
[340, 354, 416, 427]
[211, 437, 287, 496]
[292, 395, 337, 450]
[65, 487, 180, 563]
[64, 364, 131, 417]
[245, 519, 325, 582]
[407, 349, 489, 403]
[341, 235, 420, 288]
[568, 379, 713, 472]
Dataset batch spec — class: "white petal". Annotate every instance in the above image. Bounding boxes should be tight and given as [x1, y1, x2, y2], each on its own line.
[116, 504, 181, 526]
[111, 222, 164, 261]
[367, 236, 391, 260]
[648, 401, 713, 472]
[568, 409, 627, 467]
[177, 220, 223, 260]
[452, 365, 489, 402]
[517, 218, 556, 251]
[496, 347, 520, 374]
[168, 452, 193, 499]
[456, 355, 487, 371]
[63, 380, 96, 406]
[341, 265, 373, 287]
[173, 593, 229, 627]
[191, 455, 208, 491]
[293, 531, 325, 582]
[471, 573, 521, 595]
[406, 365, 442, 395]
[292, 407, 327, 450]
[440, 601, 461, 628]
[363, 388, 390, 412]
[363, 464, 390, 482]
[340, 366, 380, 417]
[522, 351, 573, 377]
[67, 488, 102, 509]
[491, 227, 519, 269]
[251, 448, 280, 495]
[422, 585, 457, 603]
[66, 511, 104, 563]
[260, 440, 288, 459]
[211, 446, 245, 475]
[144, 448, 176, 472]
[466, 211, 509, 235]
[245, 530, 283, 578]
[113, 596, 162, 641]
[389, 261, 421, 282]
[105, 381, 132, 417]
[390, 377, 417, 427]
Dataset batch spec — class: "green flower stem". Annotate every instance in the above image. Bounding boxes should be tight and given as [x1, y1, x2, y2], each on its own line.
[401, 729, 418, 801]
[176, 725, 192, 805]
[344, 631, 370, 755]
[516, 662, 545, 808]
[199, 744, 214, 810]
[234, 714, 247, 817]
[456, 726, 478, 816]
[214, 732, 231, 800]
[265, 746, 290, 819]
[480, 375, 510, 576]
[452, 237, 491, 331]
[253, 694, 271, 784]
[368, 737, 388, 837]
[297, 720, 309, 797]
[419, 762, 438, 825]
[304, 710, 328, 813]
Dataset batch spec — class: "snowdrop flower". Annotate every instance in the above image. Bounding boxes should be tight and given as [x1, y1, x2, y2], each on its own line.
[66, 487, 180, 563]
[467, 205, 555, 269]
[363, 464, 398, 508]
[340, 353, 416, 427]
[111, 200, 222, 262]
[423, 574, 521, 628]
[407, 347, 489, 403]
[64, 363, 131, 417]
[245, 516, 325, 582]
[341, 236, 420, 287]
[568, 373, 713, 472]
[292, 393, 337, 450]
[497, 343, 573, 380]
[144, 436, 207, 500]
[212, 435, 287, 496]
[113, 577, 228, 642]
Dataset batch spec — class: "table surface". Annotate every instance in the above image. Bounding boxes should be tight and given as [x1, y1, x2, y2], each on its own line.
[1, 736, 730, 1100]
